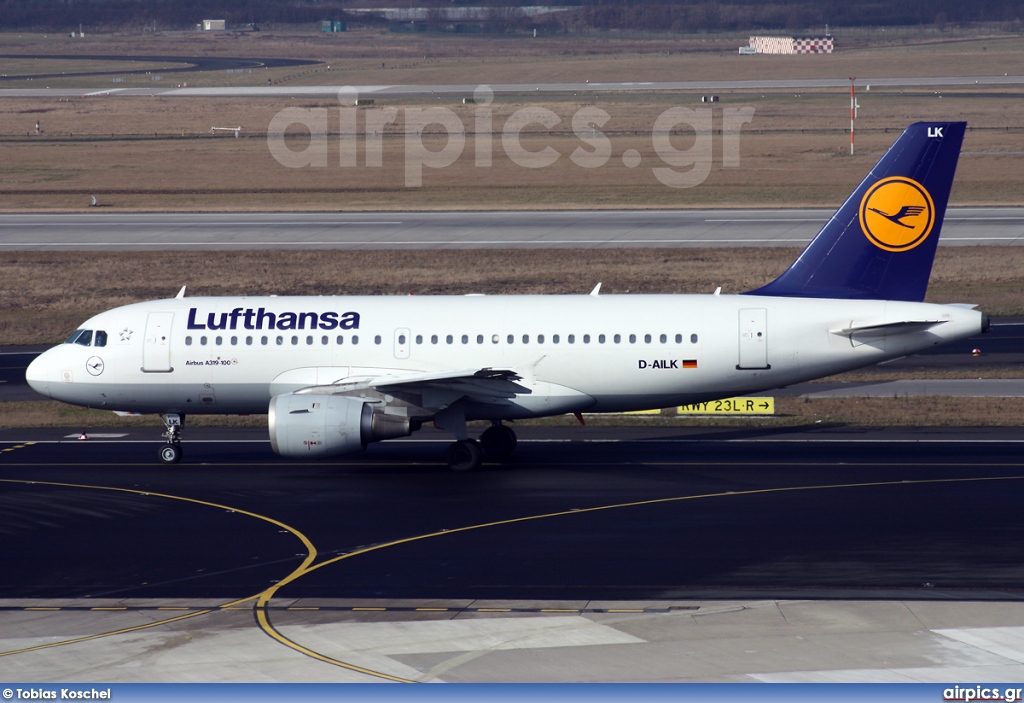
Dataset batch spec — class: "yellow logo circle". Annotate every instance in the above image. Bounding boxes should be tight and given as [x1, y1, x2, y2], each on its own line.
[859, 176, 935, 252]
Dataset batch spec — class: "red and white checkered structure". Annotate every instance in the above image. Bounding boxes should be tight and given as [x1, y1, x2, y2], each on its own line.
[748, 36, 834, 55]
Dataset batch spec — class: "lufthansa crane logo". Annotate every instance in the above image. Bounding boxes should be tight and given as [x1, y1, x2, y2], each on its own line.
[86, 356, 105, 376]
[859, 176, 936, 252]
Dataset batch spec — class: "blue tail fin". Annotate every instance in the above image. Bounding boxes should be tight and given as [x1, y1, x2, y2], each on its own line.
[746, 121, 965, 301]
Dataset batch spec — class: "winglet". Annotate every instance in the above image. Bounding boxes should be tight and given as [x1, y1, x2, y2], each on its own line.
[175, 285, 187, 299]
[590, 283, 602, 296]
[746, 122, 965, 302]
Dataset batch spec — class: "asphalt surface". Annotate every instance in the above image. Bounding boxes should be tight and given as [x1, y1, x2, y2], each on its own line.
[4, 74, 1024, 99]
[1, 208, 1022, 250]
[0, 53, 318, 82]
[2, 425, 1024, 602]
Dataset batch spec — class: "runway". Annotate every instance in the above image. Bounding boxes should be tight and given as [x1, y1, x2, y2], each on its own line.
[4, 74, 1024, 99]
[3, 426, 1024, 682]
[1, 208, 1023, 250]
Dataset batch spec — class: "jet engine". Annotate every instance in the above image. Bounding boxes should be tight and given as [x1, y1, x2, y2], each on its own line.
[268, 393, 413, 458]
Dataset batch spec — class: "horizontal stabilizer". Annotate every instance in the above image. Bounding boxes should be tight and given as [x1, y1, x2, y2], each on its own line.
[833, 320, 946, 336]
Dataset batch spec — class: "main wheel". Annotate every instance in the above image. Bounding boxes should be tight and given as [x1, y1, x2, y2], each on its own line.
[480, 424, 517, 460]
[159, 444, 183, 464]
[445, 439, 483, 472]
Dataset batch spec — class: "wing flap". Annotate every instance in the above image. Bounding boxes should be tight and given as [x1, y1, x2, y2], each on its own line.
[370, 367, 525, 404]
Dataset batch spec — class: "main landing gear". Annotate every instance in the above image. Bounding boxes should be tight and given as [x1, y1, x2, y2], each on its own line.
[444, 422, 518, 471]
[158, 413, 184, 464]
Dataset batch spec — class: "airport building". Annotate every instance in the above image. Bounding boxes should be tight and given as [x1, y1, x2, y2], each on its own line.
[747, 35, 834, 54]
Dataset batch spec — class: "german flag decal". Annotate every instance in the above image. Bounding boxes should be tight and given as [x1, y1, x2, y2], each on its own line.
[682, 359, 698, 369]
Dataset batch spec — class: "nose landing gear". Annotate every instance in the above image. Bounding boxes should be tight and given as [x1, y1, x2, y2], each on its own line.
[158, 413, 184, 464]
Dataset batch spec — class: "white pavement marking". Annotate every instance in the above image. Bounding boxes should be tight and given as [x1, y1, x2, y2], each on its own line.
[279, 616, 644, 656]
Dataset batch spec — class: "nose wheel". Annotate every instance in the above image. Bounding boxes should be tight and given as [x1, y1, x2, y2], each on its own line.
[158, 413, 184, 464]
[159, 443, 183, 464]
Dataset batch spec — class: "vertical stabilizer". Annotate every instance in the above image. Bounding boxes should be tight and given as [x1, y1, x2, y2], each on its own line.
[747, 122, 965, 301]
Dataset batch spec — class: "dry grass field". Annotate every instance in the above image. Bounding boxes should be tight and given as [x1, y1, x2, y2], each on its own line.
[2, 32, 1023, 211]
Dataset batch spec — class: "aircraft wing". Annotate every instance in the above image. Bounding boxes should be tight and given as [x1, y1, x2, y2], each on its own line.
[369, 367, 526, 404]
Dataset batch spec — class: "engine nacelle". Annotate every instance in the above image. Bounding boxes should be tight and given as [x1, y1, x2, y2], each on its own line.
[268, 393, 413, 458]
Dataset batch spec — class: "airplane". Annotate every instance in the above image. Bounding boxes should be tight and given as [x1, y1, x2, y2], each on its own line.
[26, 121, 987, 471]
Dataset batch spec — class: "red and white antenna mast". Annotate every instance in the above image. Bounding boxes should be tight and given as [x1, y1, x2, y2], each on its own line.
[849, 77, 858, 155]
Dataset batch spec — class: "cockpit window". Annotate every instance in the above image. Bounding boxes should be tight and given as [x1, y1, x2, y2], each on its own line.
[65, 329, 93, 346]
[94, 330, 107, 347]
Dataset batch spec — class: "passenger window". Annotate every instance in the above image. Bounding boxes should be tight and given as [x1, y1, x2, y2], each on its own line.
[676, 334, 683, 343]
[94, 331, 107, 347]
[291, 336, 299, 345]
[216, 336, 223, 345]
[200, 336, 208, 345]
[432, 335, 439, 344]
[568, 334, 575, 344]
[629, 334, 637, 344]
[306, 336, 313, 345]
[276, 336, 283, 345]
[337, 335, 344, 345]
[415, 335, 423, 344]
[691, 334, 699, 343]
[552, 334, 559, 344]
[398, 334, 406, 345]
[374, 335, 382, 345]
[261, 336, 268, 345]
[231, 336, 238, 345]
[185, 336, 193, 346]
[477, 335, 484, 344]
[247, 336, 254, 346]
[508, 334, 515, 344]
[352, 335, 359, 345]
[321, 336, 328, 345]
[660, 334, 667, 343]
[583, 334, 590, 344]
[538, 334, 544, 344]
[446, 335, 453, 344]
[598, 334, 605, 344]
[462, 335, 469, 344]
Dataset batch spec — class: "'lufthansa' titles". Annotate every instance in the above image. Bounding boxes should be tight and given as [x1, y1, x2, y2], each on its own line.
[187, 307, 360, 331]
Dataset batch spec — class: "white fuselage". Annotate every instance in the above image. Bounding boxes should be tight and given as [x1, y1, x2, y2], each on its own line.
[27, 293, 984, 420]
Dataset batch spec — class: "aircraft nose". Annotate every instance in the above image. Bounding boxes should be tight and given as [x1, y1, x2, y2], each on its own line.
[25, 351, 53, 399]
